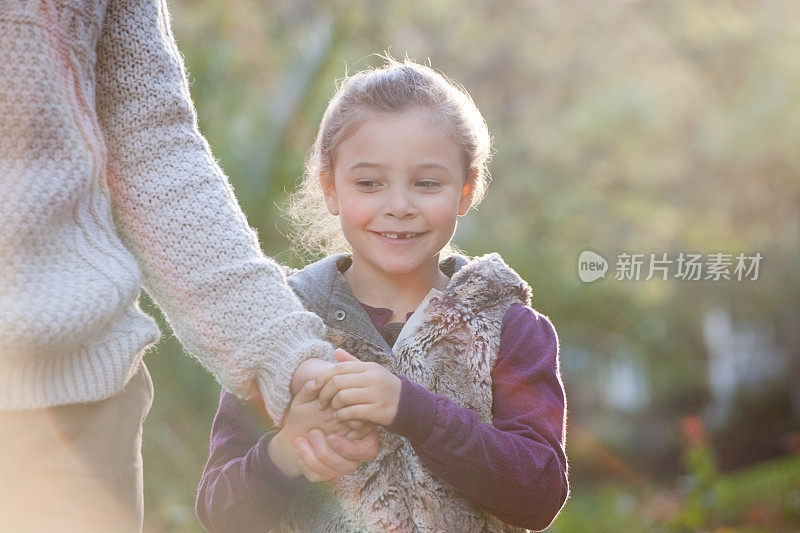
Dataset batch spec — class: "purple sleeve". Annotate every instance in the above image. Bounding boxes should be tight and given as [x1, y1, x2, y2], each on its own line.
[196, 390, 307, 532]
[385, 304, 568, 531]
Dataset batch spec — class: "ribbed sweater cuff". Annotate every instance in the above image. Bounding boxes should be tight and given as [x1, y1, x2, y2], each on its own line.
[253, 314, 334, 425]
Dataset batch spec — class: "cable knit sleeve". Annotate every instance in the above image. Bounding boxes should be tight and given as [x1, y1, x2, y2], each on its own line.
[94, 0, 333, 423]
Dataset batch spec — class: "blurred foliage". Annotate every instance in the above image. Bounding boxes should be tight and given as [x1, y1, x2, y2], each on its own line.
[140, 1, 800, 530]
[549, 447, 800, 532]
[669, 416, 720, 530]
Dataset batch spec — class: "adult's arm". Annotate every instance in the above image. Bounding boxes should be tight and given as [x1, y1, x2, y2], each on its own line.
[386, 304, 569, 531]
[94, 0, 333, 422]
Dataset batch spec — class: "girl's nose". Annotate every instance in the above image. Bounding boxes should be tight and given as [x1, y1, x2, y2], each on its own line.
[384, 188, 417, 219]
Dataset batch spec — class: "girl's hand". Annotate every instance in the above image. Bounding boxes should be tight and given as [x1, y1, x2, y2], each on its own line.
[293, 429, 358, 481]
[292, 428, 379, 482]
[269, 379, 342, 478]
[315, 350, 402, 426]
[273, 358, 382, 482]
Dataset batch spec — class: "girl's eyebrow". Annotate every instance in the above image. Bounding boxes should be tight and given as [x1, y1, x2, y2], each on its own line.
[416, 163, 453, 176]
[348, 162, 384, 171]
[348, 161, 453, 175]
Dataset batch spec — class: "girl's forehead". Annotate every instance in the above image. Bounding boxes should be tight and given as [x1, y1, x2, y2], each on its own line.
[356, 107, 449, 130]
[334, 109, 461, 166]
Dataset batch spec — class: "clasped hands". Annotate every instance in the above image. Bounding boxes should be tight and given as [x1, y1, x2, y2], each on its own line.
[268, 349, 402, 482]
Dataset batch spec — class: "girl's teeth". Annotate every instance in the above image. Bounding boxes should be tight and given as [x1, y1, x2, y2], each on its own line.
[381, 232, 415, 239]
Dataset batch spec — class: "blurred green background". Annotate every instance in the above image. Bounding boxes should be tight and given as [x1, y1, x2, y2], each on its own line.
[141, 1, 800, 530]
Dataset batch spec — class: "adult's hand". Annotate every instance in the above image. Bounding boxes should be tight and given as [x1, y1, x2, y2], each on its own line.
[290, 355, 366, 430]
[290, 357, 335, 396]
[290, 348, 380, 481]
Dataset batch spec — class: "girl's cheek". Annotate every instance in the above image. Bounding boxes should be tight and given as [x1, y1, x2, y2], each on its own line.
[429, 197, 462, 217]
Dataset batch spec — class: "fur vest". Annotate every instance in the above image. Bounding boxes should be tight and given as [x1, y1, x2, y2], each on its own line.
[279, 253, 532, 532]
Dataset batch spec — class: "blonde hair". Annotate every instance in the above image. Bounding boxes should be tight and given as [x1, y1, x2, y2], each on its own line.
[285, 54, 492, 258]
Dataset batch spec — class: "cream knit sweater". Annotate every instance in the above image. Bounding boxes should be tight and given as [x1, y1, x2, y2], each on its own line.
[0, 0, 333, 420]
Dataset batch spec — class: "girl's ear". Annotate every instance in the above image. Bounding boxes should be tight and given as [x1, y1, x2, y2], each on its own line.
[321, 172, 339, 216]
[458, 180, 475, 216]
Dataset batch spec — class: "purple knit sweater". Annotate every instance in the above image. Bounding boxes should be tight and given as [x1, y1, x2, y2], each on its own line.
[196, 303, 568, 531]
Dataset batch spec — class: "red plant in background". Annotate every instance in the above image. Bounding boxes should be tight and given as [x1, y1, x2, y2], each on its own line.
[681, 415, 708, 448]
[668, 415, 720, 530]
[782, 432, 800, 454]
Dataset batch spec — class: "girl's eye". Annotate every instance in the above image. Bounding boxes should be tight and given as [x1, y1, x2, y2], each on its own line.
[416, 180, 441, 189]
[356, 180, 381, 190]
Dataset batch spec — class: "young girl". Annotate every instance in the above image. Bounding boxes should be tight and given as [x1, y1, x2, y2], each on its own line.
[197, 56, 568, 532]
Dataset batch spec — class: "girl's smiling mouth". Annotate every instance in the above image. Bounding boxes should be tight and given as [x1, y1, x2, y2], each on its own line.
[372, 231, 428, 241]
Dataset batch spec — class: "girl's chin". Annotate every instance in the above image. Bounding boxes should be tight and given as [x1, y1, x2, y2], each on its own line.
[352, 255, 440, 278]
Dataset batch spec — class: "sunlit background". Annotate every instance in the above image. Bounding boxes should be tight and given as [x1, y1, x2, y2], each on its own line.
[141, 1, 800, 530]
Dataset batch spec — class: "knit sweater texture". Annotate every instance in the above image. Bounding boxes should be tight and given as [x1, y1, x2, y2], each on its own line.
[0, 0, 333, 418]
[278, 253, 531, 532]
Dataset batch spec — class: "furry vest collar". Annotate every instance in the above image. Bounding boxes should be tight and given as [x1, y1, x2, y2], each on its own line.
[281, 253, 531, 532]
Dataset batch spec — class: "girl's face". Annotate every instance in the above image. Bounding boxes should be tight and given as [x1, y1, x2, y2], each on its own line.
[324, 107, 473, 282]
